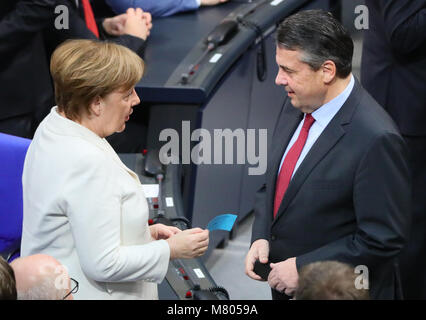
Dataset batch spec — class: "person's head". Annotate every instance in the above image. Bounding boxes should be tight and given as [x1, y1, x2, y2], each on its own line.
[0, 256, 17, 300]
[275, 9, 353, 113]
[294, 261, 369, 300]
[50, 39, 144, 138]
[10, 254, 76, 300]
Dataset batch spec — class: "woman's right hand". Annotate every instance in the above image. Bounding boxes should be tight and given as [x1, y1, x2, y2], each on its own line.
[166, 228, 209, 260]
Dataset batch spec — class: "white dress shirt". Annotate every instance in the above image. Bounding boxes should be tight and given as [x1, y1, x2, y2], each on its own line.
[278, 75, 355, 177]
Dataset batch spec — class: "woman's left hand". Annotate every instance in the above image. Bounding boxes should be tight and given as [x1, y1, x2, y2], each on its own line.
[150, 223, 181, 240]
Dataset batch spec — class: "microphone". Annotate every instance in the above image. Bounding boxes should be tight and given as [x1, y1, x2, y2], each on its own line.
[156, 173, 165, 217]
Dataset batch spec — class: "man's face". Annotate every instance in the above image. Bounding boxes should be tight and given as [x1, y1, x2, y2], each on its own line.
[275, 46, 326, 113]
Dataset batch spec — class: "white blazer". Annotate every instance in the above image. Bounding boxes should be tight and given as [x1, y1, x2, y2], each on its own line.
[21, 107, 170, 300]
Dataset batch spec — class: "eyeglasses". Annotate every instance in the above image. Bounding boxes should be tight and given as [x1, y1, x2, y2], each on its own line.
[63, 278, 79, 300]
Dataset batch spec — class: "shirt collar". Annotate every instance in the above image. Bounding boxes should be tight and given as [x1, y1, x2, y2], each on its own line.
[311, 74, 355, 127]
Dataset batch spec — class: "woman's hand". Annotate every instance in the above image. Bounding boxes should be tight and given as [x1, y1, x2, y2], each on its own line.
[166, 228, 209, 259]
[150, 223, 181, 240]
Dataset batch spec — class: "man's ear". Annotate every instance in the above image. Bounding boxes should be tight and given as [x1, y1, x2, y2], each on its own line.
[89, 96, 102, 116]
[321, 60, 337, 84]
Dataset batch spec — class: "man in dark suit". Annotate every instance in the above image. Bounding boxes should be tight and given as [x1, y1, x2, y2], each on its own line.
[245, 10, 411, 300]
[361, 0, 426, 299]
[0, 0, 150, 138]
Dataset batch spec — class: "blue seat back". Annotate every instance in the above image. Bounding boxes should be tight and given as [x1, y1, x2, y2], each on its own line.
[0, 133, 31, 262]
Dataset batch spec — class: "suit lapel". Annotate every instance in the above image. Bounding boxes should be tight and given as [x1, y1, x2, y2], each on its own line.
[272, 122, 346, 224]
[272, 78, 362, 225]
[266, 101, 303, 221]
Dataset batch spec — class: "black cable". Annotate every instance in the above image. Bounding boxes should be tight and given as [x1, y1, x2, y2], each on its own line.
[155, 173, 165, 217]
[236, 17, 267, 81]
[180, 0, 269, 84]
[170, 216, 192, 229]
[208, 286, 230, 300]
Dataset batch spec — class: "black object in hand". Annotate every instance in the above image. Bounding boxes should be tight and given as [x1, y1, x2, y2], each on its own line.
[253, 260, 271, 281]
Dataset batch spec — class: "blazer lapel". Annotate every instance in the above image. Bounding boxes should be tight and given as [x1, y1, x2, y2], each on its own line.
[46, 106, 141, 183]
[272, 78, 362, 225]
[103, 142, 141, 183]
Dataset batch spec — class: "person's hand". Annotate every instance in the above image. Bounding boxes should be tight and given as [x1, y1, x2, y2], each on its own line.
[142, 11, 152, 37]
[150, 223, 181, 240]
[200, 0, 229, 6]
[267, 257, 299, 296]
[102, 13, 127, 36]
[123, 8, 151, 40]
[103, 9, 152, 40]
[245, 239, 269, 281]
[166, 228, 209, 259]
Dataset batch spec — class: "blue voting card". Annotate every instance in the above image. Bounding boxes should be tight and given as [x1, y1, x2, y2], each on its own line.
[206, 214, 238, 232]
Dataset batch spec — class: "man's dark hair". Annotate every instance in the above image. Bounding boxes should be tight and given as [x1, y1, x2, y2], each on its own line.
[0, 257, 17, 300]
[295, 261, 369, 300]
[276, 9, 353, 78]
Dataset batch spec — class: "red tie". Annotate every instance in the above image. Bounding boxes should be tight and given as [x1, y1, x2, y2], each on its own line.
[81, 0, 99, 38]
[273, 113, 315, 218]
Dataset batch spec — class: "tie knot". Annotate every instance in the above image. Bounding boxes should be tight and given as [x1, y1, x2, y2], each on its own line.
[302, 113, 315, 130]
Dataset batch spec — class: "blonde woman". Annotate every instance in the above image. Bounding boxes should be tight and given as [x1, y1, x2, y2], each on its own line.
[21, 40, 209, 300]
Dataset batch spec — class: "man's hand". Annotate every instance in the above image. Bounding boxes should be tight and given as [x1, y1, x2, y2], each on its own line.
[200, 0, 229, 6]
[149, 223, 181, 240]
[245, 239, 269, 281]
[267, 257, 299, 296]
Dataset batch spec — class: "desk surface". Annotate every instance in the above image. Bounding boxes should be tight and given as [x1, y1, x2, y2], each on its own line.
[136, 0, 310, 104]
[141, 2, 240, 86]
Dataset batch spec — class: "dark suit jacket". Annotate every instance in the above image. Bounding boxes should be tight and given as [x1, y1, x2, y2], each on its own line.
[0, 0, 55, 123]
[44, 0, 147, 57]
[251, 78, 411, 299]
[0, 0, 145, 129]
[361, 0, 426, 136]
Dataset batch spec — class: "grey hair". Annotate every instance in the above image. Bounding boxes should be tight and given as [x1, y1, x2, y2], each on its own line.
[276, 10, 353, 78]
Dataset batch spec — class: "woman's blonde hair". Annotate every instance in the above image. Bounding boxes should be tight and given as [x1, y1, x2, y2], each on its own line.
[50, 39, 144, 121]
